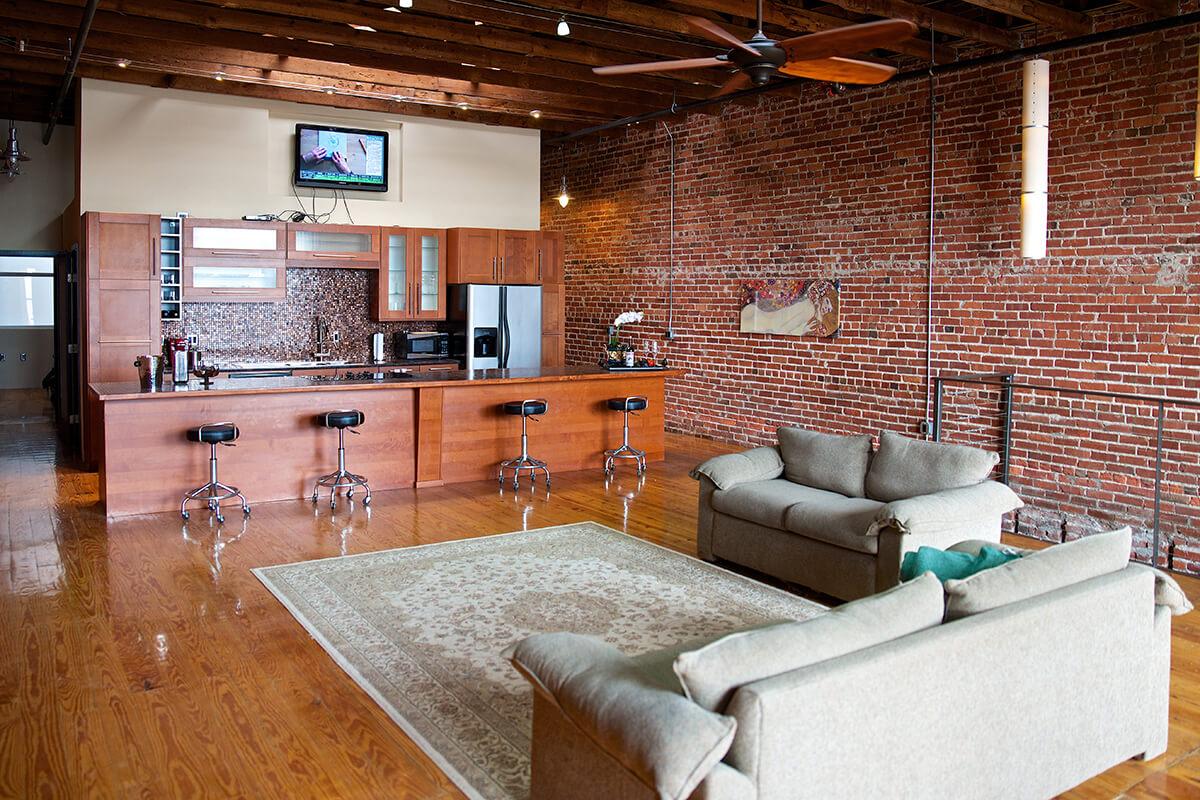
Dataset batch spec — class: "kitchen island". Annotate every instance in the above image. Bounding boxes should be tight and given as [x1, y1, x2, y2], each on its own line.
[90, 366, 680, 517]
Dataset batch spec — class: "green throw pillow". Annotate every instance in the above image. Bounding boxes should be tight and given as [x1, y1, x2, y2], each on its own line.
[900, 545, 1022, 582]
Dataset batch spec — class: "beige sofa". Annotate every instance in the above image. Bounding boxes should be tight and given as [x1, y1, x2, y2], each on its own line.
[692, 428, 1024, 600]
[510, 529, 1193, 800]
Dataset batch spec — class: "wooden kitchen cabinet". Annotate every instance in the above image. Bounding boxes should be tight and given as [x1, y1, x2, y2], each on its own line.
[183, 262, 287, 302]
[371, 228, 446, 321]
[286, 223, 381, 269]
[183, 218, 286, 261]
[81, 212, 163, 465]
[541, 334, 565, 368]
[446, 228, 541, 284]
[537, 230, 564, 285]
[446, 228, 499, 283]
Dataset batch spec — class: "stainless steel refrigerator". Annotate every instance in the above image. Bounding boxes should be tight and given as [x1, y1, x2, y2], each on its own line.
[448, 284, 542, 371]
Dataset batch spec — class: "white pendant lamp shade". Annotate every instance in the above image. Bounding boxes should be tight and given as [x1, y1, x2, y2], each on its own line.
[1021, 59, 1049, 259]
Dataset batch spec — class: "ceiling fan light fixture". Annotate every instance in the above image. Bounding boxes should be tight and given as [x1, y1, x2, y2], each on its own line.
[556, 16, 570, 36]
[557, 175, 570, 207]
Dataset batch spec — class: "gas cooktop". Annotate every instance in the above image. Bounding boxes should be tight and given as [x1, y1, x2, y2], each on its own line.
[305, 370, 416, 383]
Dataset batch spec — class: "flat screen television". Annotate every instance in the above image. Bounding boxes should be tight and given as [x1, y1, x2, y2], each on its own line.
[294, 123, 389, 192]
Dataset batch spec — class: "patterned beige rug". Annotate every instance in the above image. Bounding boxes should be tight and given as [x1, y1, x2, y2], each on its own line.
[253, 521, 825, 800]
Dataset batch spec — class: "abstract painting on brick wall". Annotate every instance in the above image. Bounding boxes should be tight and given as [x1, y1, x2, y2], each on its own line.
[739, 278, 841, 338]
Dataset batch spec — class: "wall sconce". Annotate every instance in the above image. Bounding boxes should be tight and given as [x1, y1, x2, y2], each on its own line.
[557, 175, 570, 208]
[1021, 59, 1049, 259]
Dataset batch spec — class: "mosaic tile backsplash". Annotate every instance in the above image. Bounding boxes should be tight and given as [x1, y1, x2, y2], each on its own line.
[162, 268, 444, 363]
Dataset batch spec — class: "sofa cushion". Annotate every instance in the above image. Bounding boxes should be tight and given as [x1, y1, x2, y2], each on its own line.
[509, 632, 737, 800]
[943, 527, 1132, 621]
[865, 431, 999, 502]
[711, 479, 845, 530]
[672, 573, 945, 712]
[777, 426, 874, 498]
[783, 494, 884, 554]
[690, 446, 784, 491]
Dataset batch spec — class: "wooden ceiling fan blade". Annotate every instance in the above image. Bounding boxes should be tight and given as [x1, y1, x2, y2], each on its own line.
[779, 57, 898, 85]
[712, 71, 754, 97]
[593, 56, 725, 76]
[778, 19, 918, 62]
[686, 16, 762, 57]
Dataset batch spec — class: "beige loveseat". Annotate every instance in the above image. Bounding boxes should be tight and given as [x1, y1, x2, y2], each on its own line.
[692, 428, 1024, 600]
[510, 529, 1193, 800]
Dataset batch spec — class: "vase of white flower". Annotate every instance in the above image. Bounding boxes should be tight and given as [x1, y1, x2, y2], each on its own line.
[605, 311, 644, 367]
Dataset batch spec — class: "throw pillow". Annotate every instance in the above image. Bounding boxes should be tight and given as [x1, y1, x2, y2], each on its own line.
[776, 426, 874, 497]
[943, 527, 1132, 621]
[865, 430, 999, 502]
[690, 446, 783, 490]
[672, 572, 944, 713]
[900, 545, 1022, 582]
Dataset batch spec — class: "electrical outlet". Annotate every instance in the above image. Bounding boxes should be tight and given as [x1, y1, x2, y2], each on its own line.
[332, 331, 341, 344]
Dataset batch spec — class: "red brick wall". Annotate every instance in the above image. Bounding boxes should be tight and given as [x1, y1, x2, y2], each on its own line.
[541, 22, 1200, 571]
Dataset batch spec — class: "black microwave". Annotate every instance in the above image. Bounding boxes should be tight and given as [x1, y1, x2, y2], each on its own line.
[395, 331, 450, 359]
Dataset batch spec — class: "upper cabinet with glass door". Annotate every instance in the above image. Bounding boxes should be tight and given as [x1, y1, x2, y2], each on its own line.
[372, 228, 446, 321]
[183, 218, 286, 262]
[286, 223, 381, 269]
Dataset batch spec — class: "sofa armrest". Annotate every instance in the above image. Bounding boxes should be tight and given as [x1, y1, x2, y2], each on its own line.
[869, 481, 1023, 538]
[689, 447, 783, 491]
[509, 633, 738, 800]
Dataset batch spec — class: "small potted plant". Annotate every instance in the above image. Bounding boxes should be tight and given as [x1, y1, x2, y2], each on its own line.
[605, 311, 643, 366]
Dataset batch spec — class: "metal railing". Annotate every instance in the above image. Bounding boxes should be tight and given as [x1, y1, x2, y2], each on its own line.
[933, 372, 1200, 572]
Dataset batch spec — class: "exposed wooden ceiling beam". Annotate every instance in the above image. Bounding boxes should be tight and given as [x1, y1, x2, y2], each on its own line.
[774, 0, 1018, 49]
[952, 0, 1092, 35]
[1115, 0, 1179, 16]
[0, 18, 658, 120]
[646, 0, 955, 60]
[111, 0, 720, 90]
[5, 1, 692, 109]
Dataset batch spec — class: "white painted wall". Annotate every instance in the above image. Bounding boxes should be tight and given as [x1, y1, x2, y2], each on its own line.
[0, 121, 74, 251]
[79, 80, 540, 229]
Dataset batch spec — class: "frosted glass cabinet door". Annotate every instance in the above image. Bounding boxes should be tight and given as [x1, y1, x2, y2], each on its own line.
[412, 229, 446, 320]
[287, 224, 381, 268]
[184, 219, 286, 258]
[183, 263, 286, 302]
[386, 233, 408, 314]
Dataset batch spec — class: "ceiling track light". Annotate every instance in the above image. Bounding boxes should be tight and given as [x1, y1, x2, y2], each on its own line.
[530, 109, 542, 119]
[214, 71, 225, 81]
[399, 0, 414, 8]
[115, 58, 129, 68]
[556, 16, 570, 36]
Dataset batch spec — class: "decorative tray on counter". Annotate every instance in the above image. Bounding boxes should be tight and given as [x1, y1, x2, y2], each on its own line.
[599, 361, 670, 372]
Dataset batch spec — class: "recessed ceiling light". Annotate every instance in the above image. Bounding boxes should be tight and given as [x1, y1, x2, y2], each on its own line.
[349, 23, 376, 31]
[457, 102, 470, 110]
[530, 110, 542, 118]
[116, 58, 130, 68]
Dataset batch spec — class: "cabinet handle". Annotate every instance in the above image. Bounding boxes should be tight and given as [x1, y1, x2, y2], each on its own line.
[210, 249, 267, 256]
[151, 236, 158, 277]
[211, 289, 260, 294]
[498, 256, 504, 281]
[492, 256, 497, 282]
[537, 250, 542, 282]
[310, 252, 357, 259]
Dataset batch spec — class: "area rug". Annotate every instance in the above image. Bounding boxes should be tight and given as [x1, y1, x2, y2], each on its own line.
[253, 521, 825, 800]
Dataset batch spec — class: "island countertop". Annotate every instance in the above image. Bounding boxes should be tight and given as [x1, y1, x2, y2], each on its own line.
[92, 365, 680, 517]
[91, 366, 681, 401]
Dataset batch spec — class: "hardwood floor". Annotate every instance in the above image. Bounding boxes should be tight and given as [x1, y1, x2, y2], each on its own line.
[2, 387, 1198, 799]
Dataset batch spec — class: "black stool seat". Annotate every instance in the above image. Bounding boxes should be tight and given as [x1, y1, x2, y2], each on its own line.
[503, 399, 547, 416]
[608, 396, 648, 412]
[317, 409, 365, 428]
[186, 422, 239, 444]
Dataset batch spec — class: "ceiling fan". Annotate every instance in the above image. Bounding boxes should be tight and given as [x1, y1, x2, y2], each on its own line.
[593, 0, 919, 97]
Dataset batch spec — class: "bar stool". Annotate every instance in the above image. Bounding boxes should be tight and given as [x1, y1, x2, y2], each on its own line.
[498, 399, 551, 489]
[604, 396, 648, 476]
[312, 409, 372, 509]
[181, 422, 250, 524]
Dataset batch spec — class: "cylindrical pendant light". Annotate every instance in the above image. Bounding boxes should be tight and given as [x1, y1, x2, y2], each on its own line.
[1021, 59, 1050, 259]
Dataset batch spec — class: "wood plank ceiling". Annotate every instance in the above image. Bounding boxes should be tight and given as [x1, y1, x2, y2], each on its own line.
[0, 0, 1183, 134]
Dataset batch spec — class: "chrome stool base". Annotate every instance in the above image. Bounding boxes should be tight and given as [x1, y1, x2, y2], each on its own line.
[181, 442, 250, 524]
[498, 455, 551, 490]
[604, 444, 646, 476]
[312, 426, 371, 509]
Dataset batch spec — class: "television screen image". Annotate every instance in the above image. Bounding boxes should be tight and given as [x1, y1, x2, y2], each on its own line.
[295, 124, 388, 192]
